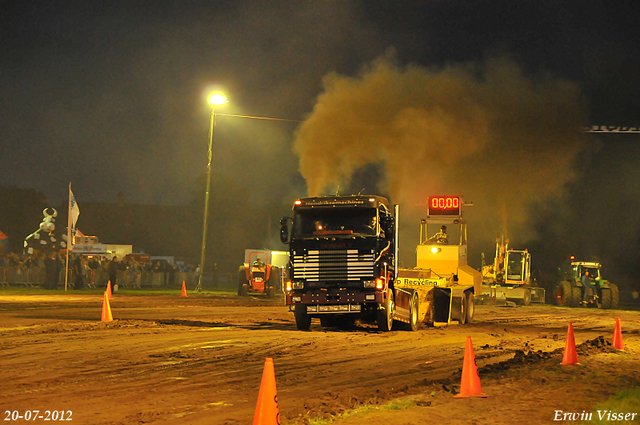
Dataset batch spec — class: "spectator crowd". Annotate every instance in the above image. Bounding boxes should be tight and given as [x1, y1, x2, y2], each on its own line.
[0, 252, 198, 290]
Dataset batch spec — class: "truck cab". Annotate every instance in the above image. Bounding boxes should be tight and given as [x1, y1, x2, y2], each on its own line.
[281, 195, 396, 330]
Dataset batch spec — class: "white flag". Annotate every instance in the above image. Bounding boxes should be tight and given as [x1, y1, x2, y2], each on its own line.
[70, 189, 80, 229]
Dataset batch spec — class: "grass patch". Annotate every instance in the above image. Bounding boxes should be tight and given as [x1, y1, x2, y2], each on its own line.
[584, 387, 640, 424]
[306, 399, 416, 424]
[0, 286, 236, 296]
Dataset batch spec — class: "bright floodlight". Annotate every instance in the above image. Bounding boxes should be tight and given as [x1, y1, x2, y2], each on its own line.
[209, 94, 229, 106]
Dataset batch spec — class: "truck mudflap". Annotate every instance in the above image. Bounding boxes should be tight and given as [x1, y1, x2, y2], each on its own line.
[286, 290, 384, 313]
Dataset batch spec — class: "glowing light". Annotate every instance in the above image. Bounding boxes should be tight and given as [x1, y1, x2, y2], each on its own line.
[209, 94, 229, 106]
[375, 278, 384, 290]
[431, 247, 441, 254]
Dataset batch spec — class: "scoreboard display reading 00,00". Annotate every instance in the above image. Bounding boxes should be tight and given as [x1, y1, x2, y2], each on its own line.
[428, 197, 460, 216]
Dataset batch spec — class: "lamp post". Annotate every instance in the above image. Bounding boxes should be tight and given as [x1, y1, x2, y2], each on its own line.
[196, 94, 229, 292]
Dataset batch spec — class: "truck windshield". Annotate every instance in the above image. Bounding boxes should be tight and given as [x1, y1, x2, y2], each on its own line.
[292, 208, 378, 239]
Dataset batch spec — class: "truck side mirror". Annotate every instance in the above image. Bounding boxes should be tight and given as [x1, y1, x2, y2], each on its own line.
[280, 217, 291, 244]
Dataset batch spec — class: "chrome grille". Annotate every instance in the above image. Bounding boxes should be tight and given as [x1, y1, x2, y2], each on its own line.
[292, 249, 375, 282]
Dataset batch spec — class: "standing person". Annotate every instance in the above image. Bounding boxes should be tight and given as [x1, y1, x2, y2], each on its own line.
[73, 254, 85, 289]
[108, 256, 119, 291]
[581, 270, 596, 306]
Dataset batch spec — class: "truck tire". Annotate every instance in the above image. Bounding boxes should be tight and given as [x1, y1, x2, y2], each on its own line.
[238, 266, 248, 296]
[570, 286, 582, 307]
[522, 288, 531, 306]
[408, 293, 420, 331]
[376, 289, 394, 331]
[465, 292, 475, 324]
[459, 293, 468, 325]
[294, 304, 311, 330]
[556, 281, 573, 307]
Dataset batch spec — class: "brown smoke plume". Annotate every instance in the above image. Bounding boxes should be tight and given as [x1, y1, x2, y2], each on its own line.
[294, 54, 588, 248]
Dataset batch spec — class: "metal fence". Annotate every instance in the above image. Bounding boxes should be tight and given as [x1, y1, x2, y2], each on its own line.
[0, 266, 197, 290]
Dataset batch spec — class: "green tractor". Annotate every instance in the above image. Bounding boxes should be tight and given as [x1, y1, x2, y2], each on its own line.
[555, 260, 619, 309]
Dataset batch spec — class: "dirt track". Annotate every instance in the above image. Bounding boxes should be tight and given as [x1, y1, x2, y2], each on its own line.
[1, 292, 639, 424]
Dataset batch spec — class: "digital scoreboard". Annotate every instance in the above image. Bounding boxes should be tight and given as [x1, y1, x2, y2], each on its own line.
[428, 196, 461, 216]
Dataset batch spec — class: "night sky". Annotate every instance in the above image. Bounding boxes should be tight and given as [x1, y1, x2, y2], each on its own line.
[2, 1, 640, 287]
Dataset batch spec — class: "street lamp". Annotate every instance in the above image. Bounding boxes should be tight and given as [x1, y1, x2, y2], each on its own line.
[196, 94, 229, 292]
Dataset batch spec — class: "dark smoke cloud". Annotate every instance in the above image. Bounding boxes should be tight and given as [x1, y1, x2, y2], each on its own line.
[294, 53, 589, 256]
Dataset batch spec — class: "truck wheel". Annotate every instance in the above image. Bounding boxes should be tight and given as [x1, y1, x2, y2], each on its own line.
[238, 267, 248, 296]
[465, 292, 475, 324]
[408, 293, 420, 331]
[522, 288, 531, 306]
[458, 293, 467, 325]
[570, 286, 582, 307]
[376, 289, 394, 331]
[555, 281, 573, 307]
[294, 305, 311, 330]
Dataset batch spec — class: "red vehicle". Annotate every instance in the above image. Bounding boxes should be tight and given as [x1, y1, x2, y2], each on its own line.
[238, 250, 281, 297]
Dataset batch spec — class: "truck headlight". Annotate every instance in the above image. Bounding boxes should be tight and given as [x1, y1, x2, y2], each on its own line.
[363, 280, 376, 288]
[292, 281, 305, 290]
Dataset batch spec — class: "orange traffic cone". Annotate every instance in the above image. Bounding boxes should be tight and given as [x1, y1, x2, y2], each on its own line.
[101, 291, 113, 322]
[253, 358, 280, 425]
[613, 317, 624, 350]
[181, 281, 188, 297]
[106, 281, 113, 300]
[454, 336, 487, 398]
[560, 322, 579, 365]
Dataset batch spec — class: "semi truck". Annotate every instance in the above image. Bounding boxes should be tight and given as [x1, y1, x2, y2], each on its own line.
[477, 236, 545, 305]
[279, 195, 481, 331]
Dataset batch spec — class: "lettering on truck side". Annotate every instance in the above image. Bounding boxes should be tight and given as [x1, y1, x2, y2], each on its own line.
[397, 277, 441, 286]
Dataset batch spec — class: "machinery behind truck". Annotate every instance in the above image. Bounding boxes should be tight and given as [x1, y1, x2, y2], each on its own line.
[280, 195, 481, 331]
[478, 236, 545, 305]
[555, 259, 619, 309]
[237, 249, 283, 297]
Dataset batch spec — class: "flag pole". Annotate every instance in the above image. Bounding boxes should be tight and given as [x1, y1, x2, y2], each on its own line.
[65, 182, 72, 291]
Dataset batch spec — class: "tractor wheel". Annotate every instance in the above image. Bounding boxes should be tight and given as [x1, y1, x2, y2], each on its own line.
[376, 289, 395, 331]
[522, 288, 531, 306]
[556, 281, 573, 307]
[237, 266, 248, 296]
[266, 266, 281, 295]
[601, 284, 619, 309]
[294, 304, 311, 330]
[240, 284, 249, 297]
[570, 286, 582, 307]
[610, 283, 619, 309]
[465, 292, 475, 324]
[267, 285, 276, 298]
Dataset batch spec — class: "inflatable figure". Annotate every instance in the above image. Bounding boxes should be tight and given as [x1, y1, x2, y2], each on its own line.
[24, 208, 68, 256]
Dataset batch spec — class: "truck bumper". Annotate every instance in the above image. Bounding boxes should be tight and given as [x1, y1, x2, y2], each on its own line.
[286, 290, 383, 313]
